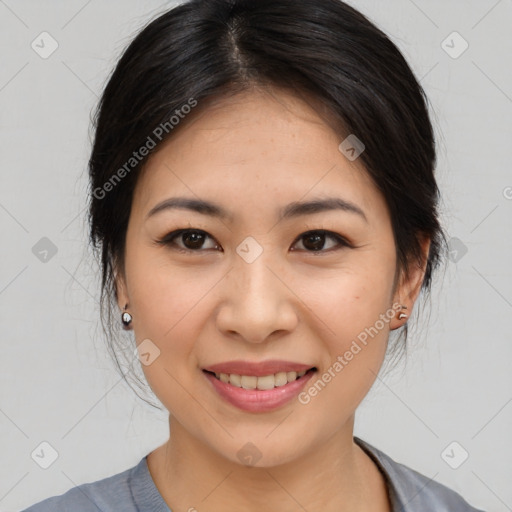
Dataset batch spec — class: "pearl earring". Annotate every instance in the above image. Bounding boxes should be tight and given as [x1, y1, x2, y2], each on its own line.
[121, 304, 132, 328]
[398, 305, 408, 320]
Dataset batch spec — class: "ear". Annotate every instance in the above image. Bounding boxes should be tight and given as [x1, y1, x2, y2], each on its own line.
[114, 266, 130, 312]
[390, 234, 431, 330]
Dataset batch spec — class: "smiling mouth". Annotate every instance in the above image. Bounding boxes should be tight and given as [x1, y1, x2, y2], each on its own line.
[202, 367, 317, 390]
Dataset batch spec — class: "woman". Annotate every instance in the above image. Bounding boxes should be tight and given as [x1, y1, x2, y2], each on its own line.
[22, 0, 486, 510]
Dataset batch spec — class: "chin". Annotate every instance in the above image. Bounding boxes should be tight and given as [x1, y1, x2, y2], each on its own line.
[213, 433, 308, 469]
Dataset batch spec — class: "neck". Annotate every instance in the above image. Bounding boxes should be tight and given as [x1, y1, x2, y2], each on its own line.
[147, 415, 389, 512]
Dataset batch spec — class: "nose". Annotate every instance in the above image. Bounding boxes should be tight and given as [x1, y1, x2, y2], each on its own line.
[215, 253, 298, 344]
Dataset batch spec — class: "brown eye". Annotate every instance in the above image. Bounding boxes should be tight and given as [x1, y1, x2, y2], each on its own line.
[180, 231, 207, 250]
[157, 229, 220, 253]
[292, 230, 350, 253]
[156, 228, 351, 255]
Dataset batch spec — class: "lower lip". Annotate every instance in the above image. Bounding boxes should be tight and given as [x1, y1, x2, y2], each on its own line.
[203, 369, 316, 412]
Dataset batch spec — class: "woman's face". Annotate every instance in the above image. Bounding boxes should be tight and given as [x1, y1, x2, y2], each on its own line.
[116, 88, 427, 467]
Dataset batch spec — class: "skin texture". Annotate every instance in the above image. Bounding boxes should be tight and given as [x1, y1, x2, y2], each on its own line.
[115, 87, 430, 511]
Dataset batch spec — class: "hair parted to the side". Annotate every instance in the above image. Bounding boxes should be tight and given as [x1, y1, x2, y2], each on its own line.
[87, 0, 448, 408]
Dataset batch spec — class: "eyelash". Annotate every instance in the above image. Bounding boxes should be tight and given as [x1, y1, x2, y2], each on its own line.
[155, 228, 353, 255]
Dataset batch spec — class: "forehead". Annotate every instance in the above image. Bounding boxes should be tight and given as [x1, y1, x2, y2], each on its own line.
[133, 88, 385, 223]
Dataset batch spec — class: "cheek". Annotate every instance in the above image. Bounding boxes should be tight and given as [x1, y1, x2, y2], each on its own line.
[126, 241, 212, 336]
[297, 262, 394, 400]
[129, 269, 208, 419]
[298, 291, 393, 427]
[124, 250, 214, 388]
[297, 257, 395, 339]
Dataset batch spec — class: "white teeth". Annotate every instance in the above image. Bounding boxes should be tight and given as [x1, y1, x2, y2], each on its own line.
[274, 371, 288, 387]
[230, 374, 242, 387]
[241, 375, 258, 389]
[256, 374, 275, 390]
[287, 371, 297, 382]
[212, 369, 310, 389]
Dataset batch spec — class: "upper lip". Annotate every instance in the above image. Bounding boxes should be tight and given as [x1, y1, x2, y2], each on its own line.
[202, 360, 315, 376]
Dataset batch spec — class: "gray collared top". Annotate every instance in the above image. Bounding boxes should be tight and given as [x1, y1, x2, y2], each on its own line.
[21, 436, 487, 511]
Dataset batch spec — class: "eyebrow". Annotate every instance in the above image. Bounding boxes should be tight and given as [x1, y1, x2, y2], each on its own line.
[146, 196, 368, 223]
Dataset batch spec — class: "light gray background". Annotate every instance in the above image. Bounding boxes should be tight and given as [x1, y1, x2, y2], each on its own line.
[1, 1, 511, 511]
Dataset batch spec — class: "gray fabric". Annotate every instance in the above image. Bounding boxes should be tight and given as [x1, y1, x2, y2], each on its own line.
[354, 437, 486, 511]
[21, 436, 486, 511]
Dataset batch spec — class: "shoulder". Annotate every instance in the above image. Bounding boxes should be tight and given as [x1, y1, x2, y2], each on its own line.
[354, 437, 487, 512]
[20, 458, 143, 512]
